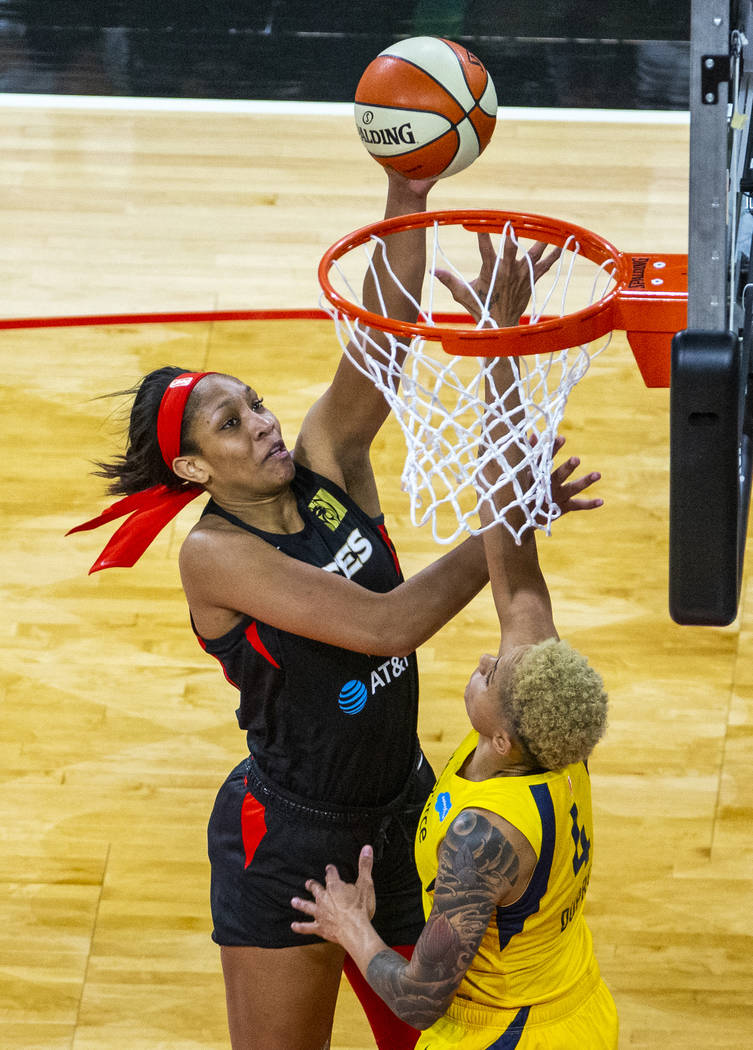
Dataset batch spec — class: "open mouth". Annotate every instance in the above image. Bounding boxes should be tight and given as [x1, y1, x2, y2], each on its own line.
[265, 441, 288, 460]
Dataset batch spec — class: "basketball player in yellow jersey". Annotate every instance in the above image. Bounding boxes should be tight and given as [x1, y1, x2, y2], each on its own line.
[291, 232, 618, 1048]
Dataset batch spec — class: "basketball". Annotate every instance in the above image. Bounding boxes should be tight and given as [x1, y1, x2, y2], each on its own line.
[354, 36, 498, 180]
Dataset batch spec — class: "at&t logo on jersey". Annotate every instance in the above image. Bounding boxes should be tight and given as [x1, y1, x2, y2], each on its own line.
[337, 657, 411, 715]
[338, 679, 369, 714]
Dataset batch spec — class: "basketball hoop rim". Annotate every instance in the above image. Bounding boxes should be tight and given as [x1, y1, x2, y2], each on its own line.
[318, 209, 638, 357]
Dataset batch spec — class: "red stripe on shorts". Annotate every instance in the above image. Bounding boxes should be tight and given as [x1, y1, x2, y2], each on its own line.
[241, 792, 268, 869]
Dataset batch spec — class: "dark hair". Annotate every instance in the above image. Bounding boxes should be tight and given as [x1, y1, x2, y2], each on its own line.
[94, 366, 203, 495]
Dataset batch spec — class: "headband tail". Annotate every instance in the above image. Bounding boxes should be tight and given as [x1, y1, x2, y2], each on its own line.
[67, 484, 203, 572]
[66, 484, 175, 535]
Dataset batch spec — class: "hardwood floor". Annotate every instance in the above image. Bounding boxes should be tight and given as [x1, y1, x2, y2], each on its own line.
[2, 100, 750, 1049]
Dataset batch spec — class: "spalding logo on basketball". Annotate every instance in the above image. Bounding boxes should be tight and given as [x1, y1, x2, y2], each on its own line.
[354, 36, 498, 180]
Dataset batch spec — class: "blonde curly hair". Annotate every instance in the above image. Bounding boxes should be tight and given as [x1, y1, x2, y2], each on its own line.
[503, 639, 608, 769]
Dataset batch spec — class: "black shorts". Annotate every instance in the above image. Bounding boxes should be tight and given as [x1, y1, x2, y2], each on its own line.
[207, 748, 436, 948]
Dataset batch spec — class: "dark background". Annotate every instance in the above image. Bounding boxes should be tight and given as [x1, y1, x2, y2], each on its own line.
[0, 1, 690, 109]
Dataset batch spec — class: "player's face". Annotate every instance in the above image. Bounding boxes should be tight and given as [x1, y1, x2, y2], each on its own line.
[187, 374, 294, 492]
[464, 652, 506, 737]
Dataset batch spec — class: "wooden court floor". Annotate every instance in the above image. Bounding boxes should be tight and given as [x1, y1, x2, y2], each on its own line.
[1, 102, 751, 1049]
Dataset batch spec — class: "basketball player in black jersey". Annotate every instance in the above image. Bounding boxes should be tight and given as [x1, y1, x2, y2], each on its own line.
[87, 170, 602, 1050]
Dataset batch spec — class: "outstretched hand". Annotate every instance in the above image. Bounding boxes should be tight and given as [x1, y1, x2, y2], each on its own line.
[548, 435, 603, 515]
[290, 845, 376, 946]
[436, 231, 561, 328]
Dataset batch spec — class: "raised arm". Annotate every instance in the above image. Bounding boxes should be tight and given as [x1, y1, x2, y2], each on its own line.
[295, 170, 435, 512]
[437, 233, 602, 649]
[290, 807, 536, 1028]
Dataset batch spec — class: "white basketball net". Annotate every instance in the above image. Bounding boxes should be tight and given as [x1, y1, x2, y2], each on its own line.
[323, 220, 616, 544]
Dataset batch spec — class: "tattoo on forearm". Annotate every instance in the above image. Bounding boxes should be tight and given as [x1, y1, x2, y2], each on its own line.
[365, 810, 522, 1029]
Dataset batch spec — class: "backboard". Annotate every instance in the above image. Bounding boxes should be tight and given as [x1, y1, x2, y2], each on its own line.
[669, 0, 753, 624]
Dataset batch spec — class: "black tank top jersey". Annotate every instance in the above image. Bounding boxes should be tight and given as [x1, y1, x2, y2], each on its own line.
[194, 463, 420, 807]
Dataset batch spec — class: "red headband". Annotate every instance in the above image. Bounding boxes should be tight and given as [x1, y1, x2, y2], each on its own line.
[157, 371, 213, 467]
[67, 370, 216, 573]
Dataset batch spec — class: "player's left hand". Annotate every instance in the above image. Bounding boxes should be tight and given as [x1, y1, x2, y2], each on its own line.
[290, 845, 376, 944]
[548, 435, 603, 514]
[436, 231, 562, 328]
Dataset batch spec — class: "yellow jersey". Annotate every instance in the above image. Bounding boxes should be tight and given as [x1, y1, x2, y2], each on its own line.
[414, 729, 599, 1009]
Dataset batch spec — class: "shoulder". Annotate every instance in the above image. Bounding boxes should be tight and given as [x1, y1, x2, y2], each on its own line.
[179, 515, 297, 638]
[443, 807, 531, 862]
[437, 807, 537, 907]
[178, 514, 279, 591]
[180, 513, 252, 559]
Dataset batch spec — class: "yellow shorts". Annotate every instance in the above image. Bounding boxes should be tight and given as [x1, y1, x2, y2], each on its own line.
[414, 968, 618, 1050]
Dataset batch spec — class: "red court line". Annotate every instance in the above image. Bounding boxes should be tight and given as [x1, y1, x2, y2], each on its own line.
[0, 308, 466, 331]
[0, 308, 328, 330]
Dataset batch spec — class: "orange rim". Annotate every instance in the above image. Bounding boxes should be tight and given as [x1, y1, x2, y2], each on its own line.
[318, 209, 687, 360]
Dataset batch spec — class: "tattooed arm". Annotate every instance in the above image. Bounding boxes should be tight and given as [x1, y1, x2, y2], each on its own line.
[291, 807, 536, 1029]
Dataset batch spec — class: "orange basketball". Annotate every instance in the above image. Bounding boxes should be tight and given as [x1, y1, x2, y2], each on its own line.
[354, 36, 498, 180]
